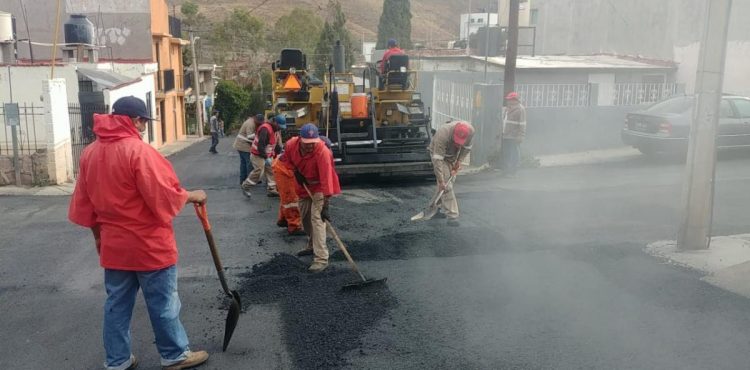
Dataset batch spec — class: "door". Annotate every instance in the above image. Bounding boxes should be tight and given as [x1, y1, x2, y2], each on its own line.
[731, 98, 750, 146]
[716, 99, 742, 147]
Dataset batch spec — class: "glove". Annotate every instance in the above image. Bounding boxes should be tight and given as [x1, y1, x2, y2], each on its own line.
[294, 170, 308, 185]
[265, 157, 273, 167]
[320, 203, 331, 222]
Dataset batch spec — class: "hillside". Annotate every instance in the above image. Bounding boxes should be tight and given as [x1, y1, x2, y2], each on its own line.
[175, 0, 465, 46]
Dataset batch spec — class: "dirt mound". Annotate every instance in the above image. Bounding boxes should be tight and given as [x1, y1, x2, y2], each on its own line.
[237, 254, 397, 369]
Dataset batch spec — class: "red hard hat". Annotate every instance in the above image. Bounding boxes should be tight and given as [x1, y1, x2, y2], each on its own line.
[505, 91, 520, 100]
[453, 121, 472, 146]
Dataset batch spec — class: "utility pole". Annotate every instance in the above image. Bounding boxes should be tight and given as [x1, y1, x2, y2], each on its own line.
[465, 0, 472, 56]
[190, 33, 203, 137]
[503, 0, 520, 100]
[677, 0, 732, 250]
[482, 3, 491, 82]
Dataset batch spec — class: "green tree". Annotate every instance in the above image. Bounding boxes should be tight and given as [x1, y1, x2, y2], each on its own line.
[209, 9, 265, 65]
[180, 0, 207, 31]
[313, 0, 355, 76]
[267, 8, 324, 57]
[214, 80, 252, 131]
[376, 0, 412, 49]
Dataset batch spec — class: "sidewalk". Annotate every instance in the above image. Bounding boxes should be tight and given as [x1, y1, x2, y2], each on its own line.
[647, 235, 750, 298]
[458, 146, 641, 176]
[0, 136, 206, 196]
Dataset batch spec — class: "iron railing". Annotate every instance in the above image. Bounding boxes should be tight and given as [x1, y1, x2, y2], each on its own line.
[612, 83, 681, 106]
[516, 84, 592, 108]
[69, 103, 109, 177]
[0, 103, 44, 156]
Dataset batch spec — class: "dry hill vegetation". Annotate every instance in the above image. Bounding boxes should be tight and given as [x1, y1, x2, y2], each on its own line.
[173, 0, 462, 45]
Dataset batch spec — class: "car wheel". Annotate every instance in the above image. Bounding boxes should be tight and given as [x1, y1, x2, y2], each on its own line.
[637, 146, 657, 156]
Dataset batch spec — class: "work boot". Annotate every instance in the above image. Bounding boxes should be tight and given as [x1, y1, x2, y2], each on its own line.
[277, 219, 288, 228]
[162, 350, 209, 370]
[289, 229, 306, 236]
[432, 211, 447, 219]
[267, 190, 280, 198]
[296, 248, 313, 257]
[242, 188, 252, 198]
[447, 219, 460, 227]
[308, 261, 328, 273]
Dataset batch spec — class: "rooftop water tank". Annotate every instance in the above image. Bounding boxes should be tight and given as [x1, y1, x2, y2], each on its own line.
[64, 14, 94, 45]
[0, 12, 13, 42]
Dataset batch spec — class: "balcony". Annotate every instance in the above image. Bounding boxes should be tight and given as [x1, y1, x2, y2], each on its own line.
[157, 69, 183, 96]
[169, 16, 182, 38]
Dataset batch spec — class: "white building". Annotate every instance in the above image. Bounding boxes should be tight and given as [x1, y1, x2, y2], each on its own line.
[459, 13, 500, 41]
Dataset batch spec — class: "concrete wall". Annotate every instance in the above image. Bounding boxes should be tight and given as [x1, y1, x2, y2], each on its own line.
[530, 0, 750, 95]
[0, 65, 79, 105]
[0, 0, 154, 62]
[44, 78, 72, 184]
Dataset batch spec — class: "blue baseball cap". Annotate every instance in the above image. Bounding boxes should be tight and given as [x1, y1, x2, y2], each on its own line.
[387, 38, 398, 47]
[319, 135, 332, 149]
[299, 123, 320, 143]
[273, 114, 287, 129]
[112, 96, 155, 120]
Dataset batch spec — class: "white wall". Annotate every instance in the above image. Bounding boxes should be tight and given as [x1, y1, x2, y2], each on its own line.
[0, 66, 79, 104]
[459, 13, 500, 40]
[104, 62, 158, 79]
[674, 41, 750, 96]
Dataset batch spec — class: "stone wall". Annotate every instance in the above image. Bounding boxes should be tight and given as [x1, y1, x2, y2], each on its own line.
[0, 151, 50, 186]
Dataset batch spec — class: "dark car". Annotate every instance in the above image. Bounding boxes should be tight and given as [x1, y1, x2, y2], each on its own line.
[621, 95, 750, 155]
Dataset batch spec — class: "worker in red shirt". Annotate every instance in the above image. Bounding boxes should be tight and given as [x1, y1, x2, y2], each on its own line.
[285, 123, 341, 272]
[68, 96, 209, 370]
[379, 38, 405, 74]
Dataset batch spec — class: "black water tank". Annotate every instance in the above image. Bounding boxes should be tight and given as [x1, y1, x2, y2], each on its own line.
[64, 14, 94, 45]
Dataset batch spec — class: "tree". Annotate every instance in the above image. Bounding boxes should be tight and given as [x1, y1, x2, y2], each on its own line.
[180, 0, 207, 31]
[214, 80, 252, 131]
[376, 0, 412, 49]
[267, 8, 324, 57]
[209, 9, 266, 65]
[313, 0, 355, 75]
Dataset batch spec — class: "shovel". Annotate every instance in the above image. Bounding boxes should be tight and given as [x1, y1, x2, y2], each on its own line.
[194, 203, 241, 352]
[301, 183, 387, 290]
[412, 149, 462, 222]
[410, 174, 456, 222]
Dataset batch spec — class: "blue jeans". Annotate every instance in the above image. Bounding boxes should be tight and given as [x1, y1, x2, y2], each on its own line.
[238, 151, 252, 184]
[104, 266, 189, 369]
[502, 138, 521, 174]
[209, 133, 219, 152]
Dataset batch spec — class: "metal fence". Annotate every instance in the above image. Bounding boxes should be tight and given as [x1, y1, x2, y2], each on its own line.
[69, 103, 108, 176]
[612, 83, 680, 106]
[0, 103, 45, 156]
[431, 78, 475, 128]
[516, 83, 592, 108]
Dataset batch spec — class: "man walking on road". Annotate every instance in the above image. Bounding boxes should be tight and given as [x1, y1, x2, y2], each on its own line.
[500, 92, 526, 176]
[208, 111, 220, 154]
[429, 120, 475, 227]
[68, 96, 209, 370]
[245, 114, 285, 197]
[234, 115, 258, 196]
[286, 124, 341, 272]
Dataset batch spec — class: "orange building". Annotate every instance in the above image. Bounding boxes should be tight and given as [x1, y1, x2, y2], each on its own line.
[150, 0, 189, 147]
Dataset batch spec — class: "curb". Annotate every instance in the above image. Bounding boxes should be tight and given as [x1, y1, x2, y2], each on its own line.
[159, 137, 208, 158]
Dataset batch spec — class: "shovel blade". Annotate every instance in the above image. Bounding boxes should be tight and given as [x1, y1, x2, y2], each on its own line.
[222, 290, 242, 352]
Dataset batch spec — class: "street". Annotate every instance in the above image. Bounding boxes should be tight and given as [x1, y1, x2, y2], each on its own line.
[3, 137, 750, 369]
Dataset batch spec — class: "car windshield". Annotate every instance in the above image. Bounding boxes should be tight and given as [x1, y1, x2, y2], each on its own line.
[646, 96, 694, 114]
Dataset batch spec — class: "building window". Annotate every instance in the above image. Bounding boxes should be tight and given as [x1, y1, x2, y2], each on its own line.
[530, 9, 539, 25]
[471, 18, 475, 23]
[477, 18, 484, 24]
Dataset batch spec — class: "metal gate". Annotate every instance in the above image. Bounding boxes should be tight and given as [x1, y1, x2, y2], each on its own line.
[69, 103, 108, 176]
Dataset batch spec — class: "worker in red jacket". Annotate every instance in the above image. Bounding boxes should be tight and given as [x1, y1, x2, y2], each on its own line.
[68, 96, 209, 370]
[245, 114, 285, 197]
[379, 38, 405, 74]
[285, 123, 341, 272]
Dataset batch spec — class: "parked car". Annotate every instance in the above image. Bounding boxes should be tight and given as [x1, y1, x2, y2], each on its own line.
[621, 94, 750, 155]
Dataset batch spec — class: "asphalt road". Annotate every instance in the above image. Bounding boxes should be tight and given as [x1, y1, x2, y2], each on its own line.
[3, 136, 750, 369]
